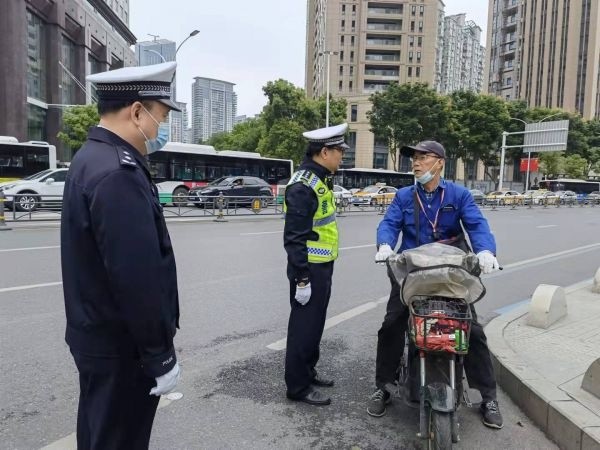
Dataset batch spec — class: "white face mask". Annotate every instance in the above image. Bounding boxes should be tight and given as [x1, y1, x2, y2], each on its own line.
[137, 106, 169, 154]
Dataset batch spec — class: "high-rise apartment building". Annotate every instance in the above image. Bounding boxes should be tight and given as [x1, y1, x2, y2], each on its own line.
[305, 0, 445, 169]
[135, 39, 176, 66]
[191, 77, 237, 144]
[485, 0, 600, 119]
[170, 101, 188, 144]
[440, 14, 485, 94]
[0, 0, 136, 161]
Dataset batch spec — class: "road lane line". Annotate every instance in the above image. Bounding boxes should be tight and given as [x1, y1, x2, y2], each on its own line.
[0, 245, 59, 253]
[536, 225, 557, 229]
[0, 281, 62, 294]
[267, 295, 388, 351]
[339, 244, 372, 251]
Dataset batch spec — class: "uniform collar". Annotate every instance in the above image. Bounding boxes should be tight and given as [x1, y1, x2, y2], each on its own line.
[88, 126, 148, 168]
[299, 158, 331, 182]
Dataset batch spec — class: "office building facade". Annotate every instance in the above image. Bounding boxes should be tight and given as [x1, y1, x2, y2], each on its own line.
[0, 0, 136, 162]
[440, 14, 485, 94]
[305, 0, 445, 170]
[191, 77, 237, 144]
[485, 0, 600, 119]
[170, 101, 188, 144]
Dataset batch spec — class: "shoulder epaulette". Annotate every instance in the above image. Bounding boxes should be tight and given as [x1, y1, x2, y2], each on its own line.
[116, 147, 137, 168]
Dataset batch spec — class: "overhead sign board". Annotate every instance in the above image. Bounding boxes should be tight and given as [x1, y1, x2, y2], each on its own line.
[523, 120, 569, 152]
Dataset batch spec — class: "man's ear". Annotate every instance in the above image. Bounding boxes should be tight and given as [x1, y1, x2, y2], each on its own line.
[130, 101, 143, 124]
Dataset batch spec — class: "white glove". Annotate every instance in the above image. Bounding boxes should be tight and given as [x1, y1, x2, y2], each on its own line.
[477, 250, 499, 274]
[150, 362, 180, 396]
[295, 283, 312, 305]
[375, 244, 394, 263]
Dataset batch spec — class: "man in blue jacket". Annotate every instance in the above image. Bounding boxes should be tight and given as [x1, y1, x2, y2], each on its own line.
[366, 141, 503, 429]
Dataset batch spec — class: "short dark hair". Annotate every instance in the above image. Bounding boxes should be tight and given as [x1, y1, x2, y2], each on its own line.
[306, 142, 325, 156]
[97, 99, 153, 116]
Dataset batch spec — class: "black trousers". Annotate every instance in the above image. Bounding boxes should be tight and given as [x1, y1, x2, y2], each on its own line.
[285, 261, 334, 397]
[71, 351, 160, 450]
[375, 273, 497, 402]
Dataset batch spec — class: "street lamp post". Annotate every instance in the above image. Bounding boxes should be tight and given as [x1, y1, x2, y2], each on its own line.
[319, 50, 338, 127]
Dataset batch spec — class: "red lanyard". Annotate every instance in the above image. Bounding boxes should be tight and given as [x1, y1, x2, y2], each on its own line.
[415, 189, 445, 234]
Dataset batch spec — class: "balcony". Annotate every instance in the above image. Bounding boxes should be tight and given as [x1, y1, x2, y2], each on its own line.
[367, 7, 403, 19]
[364, 66, 400, 80]
[502, 16, 518, 30]
[367, 21, 402, 32]
[363, 81, 391, 93]
[365, 51, 400, 63]
[366, 35, 402, 50]
[503, 0, 518, 13]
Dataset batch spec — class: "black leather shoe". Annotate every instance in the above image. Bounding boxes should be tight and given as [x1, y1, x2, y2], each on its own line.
[287, 389, 331, 406]
[311, 375, 334, 387]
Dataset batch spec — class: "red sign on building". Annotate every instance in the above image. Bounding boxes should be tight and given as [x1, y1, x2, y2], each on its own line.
[520, 157, 539, 172]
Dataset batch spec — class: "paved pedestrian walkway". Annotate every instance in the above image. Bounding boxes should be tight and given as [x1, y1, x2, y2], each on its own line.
[486, 278, 600, 450]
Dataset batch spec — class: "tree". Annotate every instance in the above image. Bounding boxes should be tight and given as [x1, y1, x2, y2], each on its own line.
[563, 154, 587, 178]
[538, 152, 564, 178]
[368, 83, 449, 171]
[57, 105, 99, 153]
[207, 118, 266, 152]
[257, 79, 346, 164]
[447, 91, 509, 186]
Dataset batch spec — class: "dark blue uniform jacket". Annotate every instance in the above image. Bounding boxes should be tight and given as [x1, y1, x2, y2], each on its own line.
[377, 179, 496, 254]
[61, 127, 179, 377]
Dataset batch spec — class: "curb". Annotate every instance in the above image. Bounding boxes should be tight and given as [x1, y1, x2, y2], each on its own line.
[486, 289, 600, 450]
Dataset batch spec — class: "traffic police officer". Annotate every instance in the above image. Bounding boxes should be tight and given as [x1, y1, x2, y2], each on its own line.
[283, 123, 348, 406]
[366, 140, 504, 429]
[61, 62, 182, 449]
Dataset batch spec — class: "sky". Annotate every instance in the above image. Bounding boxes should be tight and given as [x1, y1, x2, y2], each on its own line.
[129, 0, 489, 119]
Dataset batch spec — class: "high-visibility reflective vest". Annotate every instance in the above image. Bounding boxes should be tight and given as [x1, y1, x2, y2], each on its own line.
[284, 169, 338, 263]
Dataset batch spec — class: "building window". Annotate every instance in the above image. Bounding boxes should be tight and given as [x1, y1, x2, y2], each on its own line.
[411, 5, 416, 15]
[341, 19, 345, 30]
[373, 153, 388, 169]
[352, 4, 356, 14]
[411, 21, 415, 32]
[61, 35, 77, 105]
[420, 5, 424, 16]
[351, 36, 355, 46]
[416, 67, 421, 77]
[409, 36, 415, 47]
[350, 50, 354, 61]
[339, 66, 344, 76]
[340, 50, 344, 61]
[339, 80, 343, 91]
[409, 51, 414, 62]
[418, 36, 423, 47]
[341, 35, 344, 46]
[349, 80, 353, 91]
[408, 66, 413, 77]
[418, 21, 423, 32]
[342, 4, 345, 14]
[351, 20, 355, 31]
[27, 103, 47, 141]
[26, 11, 47, 101]
[416, 51, 421, 62]
[350, 104, 358, 122]
[350, 66, 354, 76]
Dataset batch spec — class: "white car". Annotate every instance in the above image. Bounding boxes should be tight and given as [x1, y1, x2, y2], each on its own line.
[332, 185, 352, 207]
[0, 168, 68, 211]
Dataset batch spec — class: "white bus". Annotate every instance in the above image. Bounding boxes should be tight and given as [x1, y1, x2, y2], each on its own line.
[0, 136, 57, 182]
[148, 142, 294, 205]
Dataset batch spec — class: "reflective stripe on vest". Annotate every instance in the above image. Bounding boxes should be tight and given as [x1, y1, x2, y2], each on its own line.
[284, 169, 339, 263]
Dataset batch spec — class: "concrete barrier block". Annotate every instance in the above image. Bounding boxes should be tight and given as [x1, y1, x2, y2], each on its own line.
[526, 284, 567, 329]
[593, 268, 600, 294]
[583, 358, 600, 398]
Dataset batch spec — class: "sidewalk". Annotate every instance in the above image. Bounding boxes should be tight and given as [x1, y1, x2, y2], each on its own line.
[486, 279, 600, 450]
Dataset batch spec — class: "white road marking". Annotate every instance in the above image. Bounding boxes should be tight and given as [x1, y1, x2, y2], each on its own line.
[0, 281, 62, 294]
[536, 225, 557, 229]
[41, 394, 181, 450]
[267, 295, 389, 350]
[339, 244, 372, 251]
[0, 245, 59, 253]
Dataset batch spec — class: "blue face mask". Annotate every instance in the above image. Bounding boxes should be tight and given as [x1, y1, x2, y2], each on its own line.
[416, 160, 442, 185]
[138, 106, 169, 154]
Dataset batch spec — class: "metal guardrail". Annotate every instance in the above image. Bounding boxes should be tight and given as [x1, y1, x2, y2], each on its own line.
[0, 193, 598, 223]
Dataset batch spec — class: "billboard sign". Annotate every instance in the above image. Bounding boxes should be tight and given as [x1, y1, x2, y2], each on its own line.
[523, 120, 569, 152]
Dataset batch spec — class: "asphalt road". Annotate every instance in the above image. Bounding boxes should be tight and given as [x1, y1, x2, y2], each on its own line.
[2, 206, 599, 449]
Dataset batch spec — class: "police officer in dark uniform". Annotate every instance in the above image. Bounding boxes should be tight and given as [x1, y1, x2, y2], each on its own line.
[61, 62, 182, 449]
[283, 123, 348, 406]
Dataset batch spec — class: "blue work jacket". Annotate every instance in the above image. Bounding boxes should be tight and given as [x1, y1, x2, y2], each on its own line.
[377, 179, 496, 254]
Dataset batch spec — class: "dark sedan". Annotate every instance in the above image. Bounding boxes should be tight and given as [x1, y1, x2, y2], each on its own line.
[469, 189, 485, 205]
[188, 176, 274, 208]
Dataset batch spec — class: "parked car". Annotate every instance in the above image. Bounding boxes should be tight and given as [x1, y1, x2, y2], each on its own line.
[588, 191, 600, 204]
[351, 185, 397, 206]
[332, 185, 352, 207]
[188, 176, 273, 208]
[555, 190, 579, 204]
[484, 190, 524, 206]
[0, 168, 68, 211]
[468, 189, 485, 205]
[524, 190, 559, 205]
